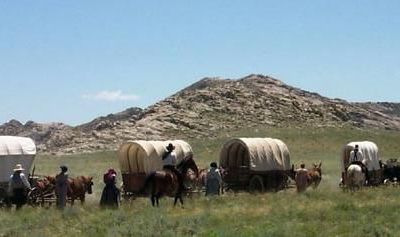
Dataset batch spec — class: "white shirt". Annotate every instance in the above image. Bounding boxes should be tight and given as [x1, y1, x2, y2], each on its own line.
[349, 150, 364, 163]
[163, 151, 177, 166]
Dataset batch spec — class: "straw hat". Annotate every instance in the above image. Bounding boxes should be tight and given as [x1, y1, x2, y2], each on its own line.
[13, 164, 25, 171]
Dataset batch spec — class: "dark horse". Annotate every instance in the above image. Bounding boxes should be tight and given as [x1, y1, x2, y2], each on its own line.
[142, 156, 199, 207]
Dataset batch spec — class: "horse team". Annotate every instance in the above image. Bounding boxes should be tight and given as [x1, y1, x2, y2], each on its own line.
[29, 174, 93, 207]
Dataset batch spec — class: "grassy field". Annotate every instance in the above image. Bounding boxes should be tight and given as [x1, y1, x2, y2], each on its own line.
[1, 126, 400, 237]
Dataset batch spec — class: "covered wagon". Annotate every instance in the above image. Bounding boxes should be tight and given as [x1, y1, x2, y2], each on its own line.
[117, 140, 193, 197]
[341, 141, 382, 186]
[219, 138, 292, 192]
[0, 136, 36, 204]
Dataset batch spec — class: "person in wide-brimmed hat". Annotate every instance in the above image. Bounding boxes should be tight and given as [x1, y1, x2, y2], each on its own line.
[8, 164, 31, 210]
[162, 143, 176, 165]
[13, 164, 25, 171]
[55, 165, 69, 209]
[161, 143, 187, 191]
[166, 143, 175, 151]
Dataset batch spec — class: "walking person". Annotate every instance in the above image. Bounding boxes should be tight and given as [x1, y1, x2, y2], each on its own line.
[8, 164, 31, 210]
[55, 165, 69, 209]
[100, 168, 120, 208]
[205, 162, 222, 196]
[295, 163, 309, 193]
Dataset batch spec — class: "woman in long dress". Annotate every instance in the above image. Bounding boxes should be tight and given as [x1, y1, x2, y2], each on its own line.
[55, 165, 69, 209]
[100, 168, 120, 208]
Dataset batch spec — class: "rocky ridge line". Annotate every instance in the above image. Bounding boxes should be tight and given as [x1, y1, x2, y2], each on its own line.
[1, 74, 399, 154]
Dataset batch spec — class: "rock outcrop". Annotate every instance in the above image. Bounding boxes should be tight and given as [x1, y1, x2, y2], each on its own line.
[1, 75, 399, 154]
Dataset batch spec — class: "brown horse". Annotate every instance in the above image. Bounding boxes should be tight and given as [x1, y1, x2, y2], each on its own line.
[32, 176, 55, 193]
[186, 168, 207, 191]
[293, 162, 322, 192]
[142, 156, 199, 207]
[28, 176, 56, 206]
[44, 175, 56, 185]
[68, 176, 93, 205]
[308, 162, 322, 189]
[187, 167, 227, 192]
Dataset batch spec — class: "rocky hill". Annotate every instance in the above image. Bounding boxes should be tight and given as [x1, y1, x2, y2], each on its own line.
[1, 74, 400, 154]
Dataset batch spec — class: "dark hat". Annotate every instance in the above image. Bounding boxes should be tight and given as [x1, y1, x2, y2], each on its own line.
[355, 144, 359, 149]
[60, 165, 68, 172]
[166, 143, 175, 150]
[210, 162, 218, 168]
[108, 168, 116, 174]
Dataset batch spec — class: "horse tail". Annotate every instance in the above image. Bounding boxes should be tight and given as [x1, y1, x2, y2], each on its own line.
[140, 172, 156, 194]
[348, 168, 355, 181]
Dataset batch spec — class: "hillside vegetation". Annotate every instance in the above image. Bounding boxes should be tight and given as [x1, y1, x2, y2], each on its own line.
[1, 126, 400, 237]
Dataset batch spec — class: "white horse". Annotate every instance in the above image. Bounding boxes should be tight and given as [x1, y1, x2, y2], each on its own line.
[346, 164, 365, 191]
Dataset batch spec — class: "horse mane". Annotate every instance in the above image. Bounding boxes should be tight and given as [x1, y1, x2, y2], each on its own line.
[176, 158, 185, 170]
[176, 155, 191, 169]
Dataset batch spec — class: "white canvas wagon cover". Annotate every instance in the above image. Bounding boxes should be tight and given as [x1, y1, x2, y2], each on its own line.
[118, 140, 193, 174]
[341, 141, 380, 171]
[219, 138, 291, 172]
[0, 136, 36, 183]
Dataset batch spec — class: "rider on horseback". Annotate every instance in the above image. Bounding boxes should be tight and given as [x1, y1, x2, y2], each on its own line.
[162, 143, 187, 192]
[349, 145, 369, 184]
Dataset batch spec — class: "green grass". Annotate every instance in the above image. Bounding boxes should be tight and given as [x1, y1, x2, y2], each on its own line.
[1, 126, 400, 237]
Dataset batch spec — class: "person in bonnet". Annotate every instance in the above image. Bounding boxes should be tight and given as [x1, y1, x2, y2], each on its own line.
[100, 168, 120, 208]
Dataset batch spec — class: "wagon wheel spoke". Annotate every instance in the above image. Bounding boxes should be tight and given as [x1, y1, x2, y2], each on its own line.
[248, 175, 265, 193]
[27, 188, 42, 206]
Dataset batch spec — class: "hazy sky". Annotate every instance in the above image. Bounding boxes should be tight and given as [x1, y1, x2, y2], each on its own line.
[1, 1, 399, 125]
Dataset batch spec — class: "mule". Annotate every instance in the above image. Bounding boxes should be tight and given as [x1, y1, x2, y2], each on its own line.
[68, 176, 93, 205]
[293, 162, 322, 192]
[308, 162, 322, 189]
[186, 168, 207, 191]
[346, 164, 365, 191]
[142, 156, 199, 207]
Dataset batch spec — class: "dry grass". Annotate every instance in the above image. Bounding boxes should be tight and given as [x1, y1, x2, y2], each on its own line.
[1, 126, 400, 236]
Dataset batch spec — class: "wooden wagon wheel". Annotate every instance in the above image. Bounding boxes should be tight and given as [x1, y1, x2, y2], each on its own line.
[27, 188, 42, 206]
[248, 175, 265, 193]
[0, 187, 8, 208]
